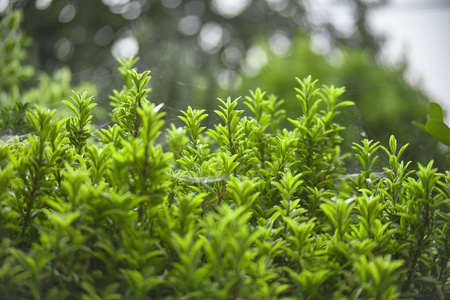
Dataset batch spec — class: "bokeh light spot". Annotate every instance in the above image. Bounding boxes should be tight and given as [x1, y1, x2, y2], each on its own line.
[310, 32, 331, 55]
[216, 69, 235, 89]
[265, 0, 288, 12]
[102, 0, 129, 6]
[58, 3, 77, 23]
[94, 26, 114, 46]
[242, 45, 267, 76]
[35, 0, 52, 10]
[54, 38, 73, 61]
[122, 1, 142, 20]
[111, 36, 139, 59]
[0, 0, 8, 15]
[211, 0, 252, 19]
[269, 31, 291, 56]
[246, 46, 267, 70]
[198, 22, 223, 53]
[178, 15, 201, 36]
[162, 0, 181, 9]
[222, 46, 243, 68]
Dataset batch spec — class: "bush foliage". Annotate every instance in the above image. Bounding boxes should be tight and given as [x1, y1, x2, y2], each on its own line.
[1, 7, 449, 300]
[0, 55, 449, 299]
[235, 35, 445, 169]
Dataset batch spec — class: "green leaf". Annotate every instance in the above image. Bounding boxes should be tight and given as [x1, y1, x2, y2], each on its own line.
[428, 102, 444, 121]
[62, 100, 79, 117]
[412, 121, 427, 131]
[335, 100, 354, 109]
[425, 119, 450, 146]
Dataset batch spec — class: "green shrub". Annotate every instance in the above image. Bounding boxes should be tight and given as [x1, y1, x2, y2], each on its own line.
[1, 6, 449, 300]
[0, 9, 97, 139]
[235, 35, 445, 169]
[0, 56, 449, 299]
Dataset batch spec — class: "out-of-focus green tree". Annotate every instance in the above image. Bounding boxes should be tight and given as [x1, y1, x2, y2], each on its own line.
[0, 7, 97, 138]
[2, 0, 445, 167]
[14, 0, 386, 99]
[18, 0, 383, 67]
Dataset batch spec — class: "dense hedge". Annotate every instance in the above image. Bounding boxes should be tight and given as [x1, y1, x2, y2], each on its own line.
[0, 56, 449, 299]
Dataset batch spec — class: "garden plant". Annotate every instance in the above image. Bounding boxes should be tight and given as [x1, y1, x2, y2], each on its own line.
[1, 8, 450, 300]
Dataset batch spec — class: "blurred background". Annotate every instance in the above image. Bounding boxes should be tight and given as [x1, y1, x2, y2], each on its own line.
[1, 0, 449, 169]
